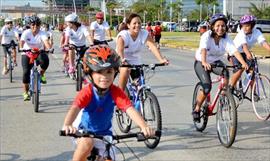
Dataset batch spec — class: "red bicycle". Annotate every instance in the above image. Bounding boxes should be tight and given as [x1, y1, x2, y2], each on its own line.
[192, 64, 239, 148]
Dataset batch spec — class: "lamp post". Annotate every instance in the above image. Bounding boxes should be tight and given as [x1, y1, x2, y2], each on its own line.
[73, 0, 77, 14]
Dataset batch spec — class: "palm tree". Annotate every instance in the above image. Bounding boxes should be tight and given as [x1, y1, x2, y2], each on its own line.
[106, 1, 120, 26]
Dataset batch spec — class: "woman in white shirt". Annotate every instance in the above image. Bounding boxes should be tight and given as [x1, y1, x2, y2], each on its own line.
[116, 13, 169, 90]
[229, 15, 270, 88]
[193, 13, 248, 122]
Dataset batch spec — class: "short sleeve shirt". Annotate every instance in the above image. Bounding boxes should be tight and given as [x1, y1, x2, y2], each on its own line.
[116, 29, 149, 65]
[195, 30, 237, 63]
[72, 84, 132, 135]
[0, 26, 18, 44]
[65, 25, 89, 46]
[233, 28, 266, 53]
[90, 21, 110, 41]
[20, 29, 48, 55]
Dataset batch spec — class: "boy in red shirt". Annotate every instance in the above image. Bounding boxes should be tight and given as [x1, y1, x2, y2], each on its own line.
[154, 22, 162, 49]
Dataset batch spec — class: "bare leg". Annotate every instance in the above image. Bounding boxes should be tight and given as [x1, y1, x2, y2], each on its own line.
[229, 69, 244, 87]
[23, 83, 29, 93]
[195, 90, 207, 112]
[73, 138, 93, 161]
[118, 67, 130, 90]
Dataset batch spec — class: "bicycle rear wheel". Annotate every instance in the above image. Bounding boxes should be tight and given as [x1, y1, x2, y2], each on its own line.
[33, 71, 39, 112]
[192, 82, 208, 132]
[252, 74, 270, 120]
[216, 90, 237, 148]
[141, 90, 162, 149]
[8, 55, 13, 83]
[115, 87, 132, 133]
[76, 63, 83, 91]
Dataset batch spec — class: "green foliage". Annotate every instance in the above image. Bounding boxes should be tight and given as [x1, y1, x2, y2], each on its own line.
[249, 3, 270, 19]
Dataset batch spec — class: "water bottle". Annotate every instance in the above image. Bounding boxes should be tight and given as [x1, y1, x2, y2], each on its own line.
[243, 72, 251, 89]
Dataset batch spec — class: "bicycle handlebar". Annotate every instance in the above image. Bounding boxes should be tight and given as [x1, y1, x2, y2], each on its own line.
[59, 130, 161, 142]
[19, 49, 50, 54]
[121, 63, 166, 69]
[210, 64, 242, 69]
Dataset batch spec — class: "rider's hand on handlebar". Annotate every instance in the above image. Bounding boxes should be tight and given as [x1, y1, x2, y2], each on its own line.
[141, 126, 155, 138]
[161, 57, 169, 65]
[202, 61, 211, 71]
[241, 62, 249, 71]
[62, 125, 77, 134]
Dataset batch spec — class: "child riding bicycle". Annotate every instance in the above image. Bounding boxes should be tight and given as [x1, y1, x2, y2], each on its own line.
[62, 45, 155, 161]
[229, 14, 270, 89]
[193, 13, 248, 122]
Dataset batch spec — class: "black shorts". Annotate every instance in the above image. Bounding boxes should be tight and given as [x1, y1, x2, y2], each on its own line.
[231, 52, 254, 72]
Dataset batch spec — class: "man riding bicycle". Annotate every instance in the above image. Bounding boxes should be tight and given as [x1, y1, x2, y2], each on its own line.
[0, 18, 19, 75]
[19, 15, 52, 101]
[90, 12, 112, 45]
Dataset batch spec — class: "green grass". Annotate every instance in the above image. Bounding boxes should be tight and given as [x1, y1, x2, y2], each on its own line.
[160, 31, 270, 56]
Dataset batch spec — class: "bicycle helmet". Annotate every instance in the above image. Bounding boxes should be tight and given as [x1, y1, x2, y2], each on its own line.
[240, 15, 256, 24]
[65, 13, 78, 22]
[4, 18, 12, 23]
[29, 15, 41, 25]
[209, 13, 228, 26]
[95, 12, 104, 19]
[83, 45, 120, 73]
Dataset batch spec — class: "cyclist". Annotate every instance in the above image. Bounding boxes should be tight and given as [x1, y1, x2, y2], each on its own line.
[0, 18, 19, 75]
[154, 21, 162, 49]
[59, 24, 69, 72]
[62, 45, 155, 161]
[146, 21, 154, 40]
[229, 15, 270, 89]
[90, 12, 112, 45]
[193, 13, 248, 122]
[42, 23, 54, 47]
[19, 15, 52, 101]
[64, 13, 91, 75]
[116, 13, 169, 90]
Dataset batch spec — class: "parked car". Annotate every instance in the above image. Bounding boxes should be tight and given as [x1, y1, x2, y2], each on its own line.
[255, 19, 270, 33]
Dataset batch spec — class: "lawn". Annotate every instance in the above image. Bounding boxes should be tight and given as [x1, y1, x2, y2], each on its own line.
[160, 31, 270, 56]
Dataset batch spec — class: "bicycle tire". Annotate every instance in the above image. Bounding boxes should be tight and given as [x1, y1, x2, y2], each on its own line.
[216, 90, 237, 148]
[8, 55, 12, 83]
[141, 90, 162, 149]
[34, 71, 39, 112]
[76, 63, 83, 91]
[252, 74, 270, 120]
[115, 87, 132, 133]
[192, 82, 208, 132]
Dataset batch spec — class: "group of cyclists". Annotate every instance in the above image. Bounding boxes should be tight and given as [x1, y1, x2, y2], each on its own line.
[1, 11, 270, 160]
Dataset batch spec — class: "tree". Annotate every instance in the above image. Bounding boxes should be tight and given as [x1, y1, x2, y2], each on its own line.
[249, 2, 270, 19]
[195, 0, 219, 18]
[106, 0, 120, 26]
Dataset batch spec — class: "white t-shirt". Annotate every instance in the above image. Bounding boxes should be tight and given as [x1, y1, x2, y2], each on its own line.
[116, 29, 149, 65]
[195, 30, 237, 63]
[0, 26, 18, 44]
[90, 21, 110, 41]
[20, 29, 48, 55]
[233, 28, 266, 53]
[65, 25, 89, 46]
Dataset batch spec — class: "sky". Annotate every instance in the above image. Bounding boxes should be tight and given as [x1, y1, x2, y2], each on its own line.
[2, 0, 45, 7]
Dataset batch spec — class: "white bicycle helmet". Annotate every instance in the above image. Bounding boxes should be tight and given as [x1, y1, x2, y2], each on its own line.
[65, 13, 78, 22]
[4, 18, 12, 23]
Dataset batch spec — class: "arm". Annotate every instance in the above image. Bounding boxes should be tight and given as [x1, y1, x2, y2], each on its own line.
[126, 107, 154, 137]
[262, 41, 270, 52]
[201, 48, 211, 71]
[242, 43, 252, 60]
[106, 29, 112, 40]
[234, 51, 248, 70]
[62, 106, 81, 134]
[116, 36, 125, 61]
[89, 29, 94, 45]
[146, 35, 168, 64]
[43, 39, 52, 50]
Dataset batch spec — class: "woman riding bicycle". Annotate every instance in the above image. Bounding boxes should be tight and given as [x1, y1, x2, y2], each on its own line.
[229, 15, 270, 88]
[20, 15, 52, 101]
[193, 13, 248, 122]
[0, 18, 19, 75]
[62, 45, 155, 161]
[116, 13, 169, 90]
[64, 13, 92, 75]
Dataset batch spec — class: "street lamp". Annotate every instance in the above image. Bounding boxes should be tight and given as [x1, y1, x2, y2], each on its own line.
[73, 0, 77, 14]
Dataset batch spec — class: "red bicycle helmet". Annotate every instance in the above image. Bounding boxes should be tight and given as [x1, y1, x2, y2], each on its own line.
[83, 45, 120, 72]
[96, 12, 104, 19]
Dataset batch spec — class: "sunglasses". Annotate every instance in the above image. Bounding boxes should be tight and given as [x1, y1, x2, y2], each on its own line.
[31, 23, 41, 26]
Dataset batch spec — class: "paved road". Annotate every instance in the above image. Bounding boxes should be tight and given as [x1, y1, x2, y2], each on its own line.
[1, 31, 270, 161]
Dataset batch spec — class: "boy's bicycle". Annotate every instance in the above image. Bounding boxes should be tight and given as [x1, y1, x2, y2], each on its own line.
[2, 41, 17, 83]
[59, 130, 161, 161]
[192, 64, 239, 148]
[232, 54, 270, 120]
[66, 44, 88, 91]
[115, 63, 165, 149]
[21, 49, 50, 112]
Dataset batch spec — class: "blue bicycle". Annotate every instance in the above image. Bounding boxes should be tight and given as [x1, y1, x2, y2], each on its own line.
[2, 41, 17, 83]
[115, 63, 165, 149]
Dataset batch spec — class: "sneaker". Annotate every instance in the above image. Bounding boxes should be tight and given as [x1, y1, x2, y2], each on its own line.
[192, 111, 201, 123]
[23, 92, 30, 101]
[2, 68, 8, 75]
[40, 74, 47, 84]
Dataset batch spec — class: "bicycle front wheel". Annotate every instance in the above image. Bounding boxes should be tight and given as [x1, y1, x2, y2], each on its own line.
[76, 63, 83, 91]
[115, 87, 132, 133]
[252, 74, 270, 120]
[141, 90, 162, 149]
[34, 71, 39, 112]
[8, 55, 13, 83]
[216, 90, 237, 148]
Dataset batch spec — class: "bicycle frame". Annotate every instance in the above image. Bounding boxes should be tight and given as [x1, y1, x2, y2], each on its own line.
[30, 60, 41, 94]
[206, 76, 226, 116]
